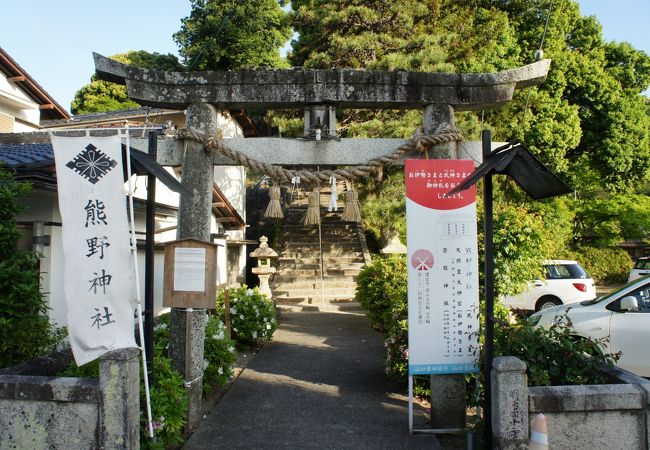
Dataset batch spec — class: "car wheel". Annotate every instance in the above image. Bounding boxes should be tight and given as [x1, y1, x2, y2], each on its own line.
[535, 296, 562, 311]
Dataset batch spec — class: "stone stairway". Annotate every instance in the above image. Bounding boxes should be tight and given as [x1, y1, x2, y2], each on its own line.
[271, 185, 369, 312]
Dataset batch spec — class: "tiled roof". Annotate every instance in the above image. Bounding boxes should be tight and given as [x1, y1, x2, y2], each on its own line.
[41, 106, 176, 128]
[0, 143, 54, 168]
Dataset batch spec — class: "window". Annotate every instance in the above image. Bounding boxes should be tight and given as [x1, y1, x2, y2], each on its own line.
[545, 263, 588, 280]
[0, 112, 14, 133]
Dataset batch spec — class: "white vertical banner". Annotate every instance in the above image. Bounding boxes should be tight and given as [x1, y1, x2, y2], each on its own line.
[52, 135, 137, 366]
[406, 159, 479, 375]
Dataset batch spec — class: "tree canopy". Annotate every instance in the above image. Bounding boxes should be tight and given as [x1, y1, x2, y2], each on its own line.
[71, 51, 183, 115]
[173, 0, 292, 70]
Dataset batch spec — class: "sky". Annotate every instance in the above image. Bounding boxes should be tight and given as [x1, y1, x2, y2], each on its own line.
[1, 0, 648, 113]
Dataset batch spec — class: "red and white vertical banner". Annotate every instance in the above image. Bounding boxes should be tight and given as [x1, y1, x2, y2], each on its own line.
[52, 135, 137, 366]
[406, 159, 479, 375]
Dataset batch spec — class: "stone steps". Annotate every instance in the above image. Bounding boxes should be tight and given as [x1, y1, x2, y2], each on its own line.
[271, 182, 368, 312]
[273, 280, 358, 290]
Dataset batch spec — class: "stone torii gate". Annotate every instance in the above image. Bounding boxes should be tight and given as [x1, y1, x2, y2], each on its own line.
[94, 53, 551, 431]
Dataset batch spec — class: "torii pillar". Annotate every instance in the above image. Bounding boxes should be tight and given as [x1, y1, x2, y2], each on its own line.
[168, 103, 217, 429]
[94, 53, 551, 433]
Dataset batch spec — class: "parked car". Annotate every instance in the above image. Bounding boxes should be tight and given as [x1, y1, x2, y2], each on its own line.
[501, 260, 596, 312]
[530, 275, 650, 377]
[628, 257, 650, 283]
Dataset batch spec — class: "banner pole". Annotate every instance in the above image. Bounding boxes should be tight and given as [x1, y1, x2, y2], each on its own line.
[408, 376, 414, 434]
[124, 126, 155, 439]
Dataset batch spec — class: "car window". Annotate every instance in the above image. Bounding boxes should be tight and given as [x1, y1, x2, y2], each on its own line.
[545, 264, 587, 280]
[608, 282, 650, 313]
[634, 259, 650, 270]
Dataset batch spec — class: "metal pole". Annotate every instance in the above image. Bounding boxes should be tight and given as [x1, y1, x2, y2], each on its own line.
[317, 167, 324, 309]
[482, 129, 494, 449]
[145, 131, 157, 382]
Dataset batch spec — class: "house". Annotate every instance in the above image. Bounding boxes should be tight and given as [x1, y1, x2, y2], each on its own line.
[0, 46, 69, 131]
[0, 47, 255, 327]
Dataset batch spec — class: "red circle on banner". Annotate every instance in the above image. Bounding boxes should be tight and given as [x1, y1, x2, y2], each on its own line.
[411, 249, 434, 271]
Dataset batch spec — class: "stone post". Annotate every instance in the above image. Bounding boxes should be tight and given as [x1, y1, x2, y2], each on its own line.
[170, 102, 218, 429]
[424, 104, 458, 160]
[99, 348, 140, 450]
[424, 103, 466, 430]
[492, 356, 529, 449]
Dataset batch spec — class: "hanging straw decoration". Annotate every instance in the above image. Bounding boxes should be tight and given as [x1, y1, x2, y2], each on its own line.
[328, 176, 338, 212]
[341, 190, 361, 223]
[264, 185, 284, 219]
[303, 191, 321, 225]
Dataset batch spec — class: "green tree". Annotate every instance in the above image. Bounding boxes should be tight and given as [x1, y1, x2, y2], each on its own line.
[174, 0, 292, 70]
[482, 0, 650, 193]
[71, 51, 183, 114]
[0, 171, 58, 367]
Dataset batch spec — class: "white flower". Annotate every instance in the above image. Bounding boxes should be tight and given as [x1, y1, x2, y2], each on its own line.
[239, 314, 244, 320]
[252, 331, 258, 338]
[229, 346, 235, 353]
[232, 297, 238, 303]
[217, 366, 224, 375]
[217, 331, 224, 340]
[266, 323, 271, 330]
[233, 327, 238, 333]
[203, 359, 209, 369]
[231, 307, 237, 315]
[263, 317, 268, 322]
[245, 289, 254, 296]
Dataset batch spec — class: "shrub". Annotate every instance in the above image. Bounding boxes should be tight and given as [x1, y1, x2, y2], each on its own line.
[494, 312, 619, 386]
[202, 315, 237, 395]
[216, 286, 277, 347]
[355, 254, 407, 332]
[0, 170, 62, 367]
[563, 246, 632, 284]
[355, 255, 409, 378]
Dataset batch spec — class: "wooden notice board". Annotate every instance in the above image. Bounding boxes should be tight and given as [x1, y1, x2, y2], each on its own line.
[163, 238, 218, 309]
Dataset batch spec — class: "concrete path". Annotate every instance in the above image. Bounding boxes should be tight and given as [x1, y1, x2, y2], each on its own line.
[184, 311, 464, 450]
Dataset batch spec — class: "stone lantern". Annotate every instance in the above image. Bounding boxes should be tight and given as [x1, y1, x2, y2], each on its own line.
[249, 236, 278, 298]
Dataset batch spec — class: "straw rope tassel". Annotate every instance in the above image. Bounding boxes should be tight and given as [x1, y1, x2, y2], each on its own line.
[264, 185, 284, 219]
[303, 191, 321, 225]
[341, 190, 361, 223]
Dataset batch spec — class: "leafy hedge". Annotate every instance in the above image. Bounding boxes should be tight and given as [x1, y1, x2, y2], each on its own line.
[564, 246, 632, 284]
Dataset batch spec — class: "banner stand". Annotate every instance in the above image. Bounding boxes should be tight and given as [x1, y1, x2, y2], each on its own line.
[408, 376, 465, 435]
[123, 127, 155, 439]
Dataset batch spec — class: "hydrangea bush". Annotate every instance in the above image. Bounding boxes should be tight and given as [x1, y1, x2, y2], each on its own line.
[216, 286, 277, 347]
[202, 315, 237, 395]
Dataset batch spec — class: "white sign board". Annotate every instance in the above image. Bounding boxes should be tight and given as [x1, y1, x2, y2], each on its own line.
[406, 159, 479, 375]
[173, 247, 206, 292]
[52, 135, 137, 366]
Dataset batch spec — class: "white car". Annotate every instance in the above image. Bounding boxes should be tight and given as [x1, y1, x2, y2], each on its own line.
[530, 276, 650, 377]
[628, 257, 650, 282]
[501, 260, 596, 312]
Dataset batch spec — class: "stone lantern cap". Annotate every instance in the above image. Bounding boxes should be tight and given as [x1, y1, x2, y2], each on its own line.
[249, 236, 278, 259]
